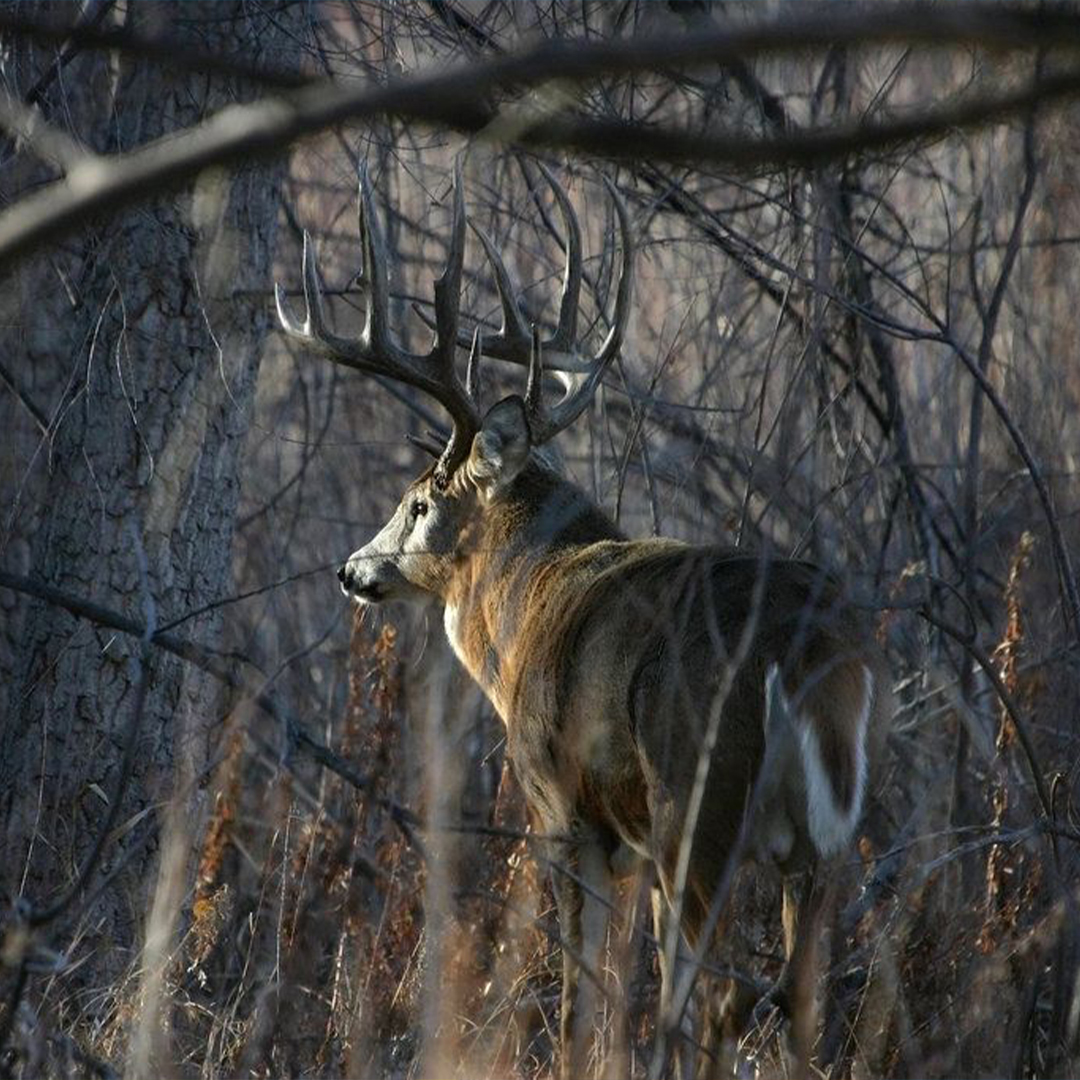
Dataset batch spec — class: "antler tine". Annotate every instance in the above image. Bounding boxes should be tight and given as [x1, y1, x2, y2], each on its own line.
[430, 159, 467, 373]
[522, 174, 634, 446]
[536, 163, 582, 354]
[274, 231, 324, 339]
[426, 160, 483, 483]
[525, 324, 543, 419]
[595, 175, 634, 364]
[356, 161, 393, 357]
[300, 231, 328, 336]
[274, 236, 309, 338]
[465, 326, 483, 402]
[468, 220, 533, 360]
[528, 363, 601, 446]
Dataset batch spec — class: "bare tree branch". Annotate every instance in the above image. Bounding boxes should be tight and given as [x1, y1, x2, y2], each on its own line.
[0, 6, 310, 93]
[4, 6, 1080, 269]
[0, 91, 90, 171]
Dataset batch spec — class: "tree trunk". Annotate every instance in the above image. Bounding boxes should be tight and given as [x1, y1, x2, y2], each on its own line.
[0, 2, 304, 996]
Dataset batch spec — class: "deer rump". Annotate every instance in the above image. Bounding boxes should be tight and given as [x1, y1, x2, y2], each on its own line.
[506, 546, 882, 936]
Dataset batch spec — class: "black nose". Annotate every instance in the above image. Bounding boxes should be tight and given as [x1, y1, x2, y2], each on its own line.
[337, 564, 349, 584]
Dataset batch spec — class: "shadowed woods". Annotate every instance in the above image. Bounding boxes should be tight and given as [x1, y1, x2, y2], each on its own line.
[1, 3, 1080, 1078]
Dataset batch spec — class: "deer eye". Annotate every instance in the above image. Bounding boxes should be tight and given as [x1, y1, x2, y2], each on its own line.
[410, 498, 428, 520]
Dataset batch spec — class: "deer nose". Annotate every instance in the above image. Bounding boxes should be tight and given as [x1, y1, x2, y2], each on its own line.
[337, 564, 349, 585]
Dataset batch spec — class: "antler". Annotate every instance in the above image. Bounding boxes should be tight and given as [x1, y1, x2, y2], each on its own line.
[277, 162, 634, 472]
[275, 160, 480, 487]
[468, 167, 634, 445]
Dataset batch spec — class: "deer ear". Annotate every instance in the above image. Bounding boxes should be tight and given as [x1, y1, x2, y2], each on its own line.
[467, 396, 531, 499]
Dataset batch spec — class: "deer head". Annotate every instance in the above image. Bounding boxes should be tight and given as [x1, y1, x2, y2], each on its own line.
[274, 162, 633, 612]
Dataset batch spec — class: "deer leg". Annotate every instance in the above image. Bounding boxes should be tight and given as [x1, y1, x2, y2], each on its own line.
[775, 867, 825, 1004]
[745, 863, 831, 1071]
[651, 886, 691, 1080]
[696, 915, 758, 1080]
[552, 841, 584, 1080]
[552, 830, 612, 1080]
[786, 865, 831, 1065]
[651, 885, 672, 1015]
[651, 875, 687, 1076]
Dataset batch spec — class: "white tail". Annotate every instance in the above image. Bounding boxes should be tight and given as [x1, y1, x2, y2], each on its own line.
[764, 661, 873, 858]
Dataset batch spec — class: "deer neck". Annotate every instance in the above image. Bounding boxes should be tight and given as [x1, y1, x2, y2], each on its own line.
[442, 461, 623, 720]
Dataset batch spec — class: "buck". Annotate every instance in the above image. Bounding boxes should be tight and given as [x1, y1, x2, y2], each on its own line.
[276, 163, 889, 1076]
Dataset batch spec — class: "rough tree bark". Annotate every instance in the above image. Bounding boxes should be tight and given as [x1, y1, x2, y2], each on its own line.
[0, 2, 305, 993]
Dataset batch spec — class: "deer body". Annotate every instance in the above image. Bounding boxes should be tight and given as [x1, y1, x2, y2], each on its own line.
[278, 163, 889, 1076]
[344, 429, 887, 1071]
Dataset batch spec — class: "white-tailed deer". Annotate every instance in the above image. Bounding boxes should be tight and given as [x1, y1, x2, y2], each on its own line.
[276, 163, 889, 1077]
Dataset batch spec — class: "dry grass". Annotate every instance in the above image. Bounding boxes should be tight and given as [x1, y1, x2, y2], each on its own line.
[35, 569, 1073, 1079]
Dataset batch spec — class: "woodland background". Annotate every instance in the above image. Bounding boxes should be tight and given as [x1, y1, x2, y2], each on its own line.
[1, 2, 1080, 1078]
